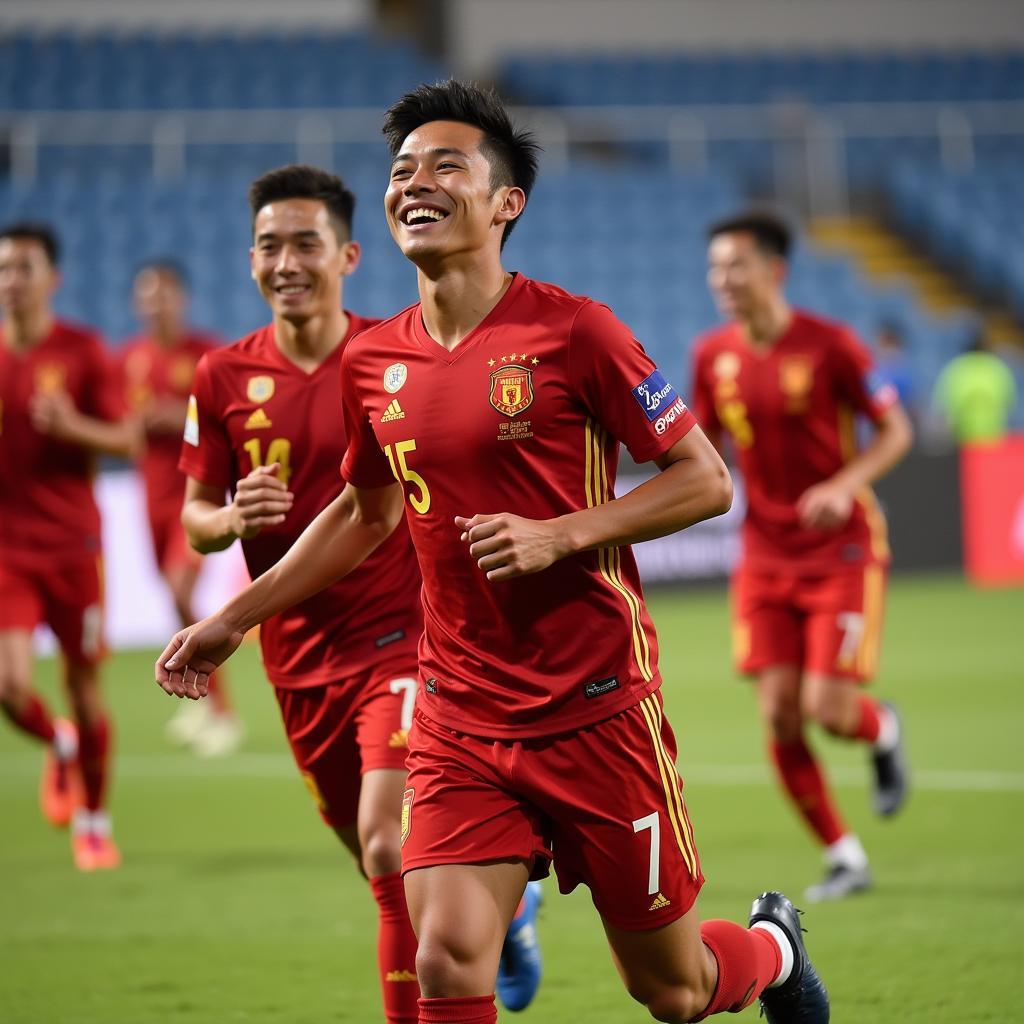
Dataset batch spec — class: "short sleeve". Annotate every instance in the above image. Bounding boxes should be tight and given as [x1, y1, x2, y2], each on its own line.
[339, 347, 398, 489]
[567, 301, 695, 462]
[177, 354, 234, 489]
[832, 327, 899, 424]
[689, 341, 722, 439]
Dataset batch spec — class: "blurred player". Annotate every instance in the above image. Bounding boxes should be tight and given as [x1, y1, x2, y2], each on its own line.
[690, 211, 913, 901]
[121, 260, 241, 756]
[0, 222, 136, 870]
[156, 85, 830, 1024]
[173, 165, 542, 1021]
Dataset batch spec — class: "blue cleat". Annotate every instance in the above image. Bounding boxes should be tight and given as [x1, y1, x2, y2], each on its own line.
[750, 891, 830, 1023]
[496, 880, 543, 1012]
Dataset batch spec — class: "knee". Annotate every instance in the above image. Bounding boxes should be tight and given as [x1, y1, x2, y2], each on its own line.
[633, 983, 711, 1024]
[360, 825, 402, 877]
[761, 699, 802, 742]
[414, 933, 483, 996]
[0, 667, 30, 706]
[801, 686, 845, 735]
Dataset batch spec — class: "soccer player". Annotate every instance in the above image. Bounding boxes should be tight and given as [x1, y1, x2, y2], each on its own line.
[121, 259, 241, 756]
[173, 165, 542, 1021]
[690, 211, 913, 902]
[157, 85, 830, 1024]
[0, 222, 135, 870]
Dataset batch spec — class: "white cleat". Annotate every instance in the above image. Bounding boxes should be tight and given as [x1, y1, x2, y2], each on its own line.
[165, 701, 212, 747]
[191, 714, 245, 758]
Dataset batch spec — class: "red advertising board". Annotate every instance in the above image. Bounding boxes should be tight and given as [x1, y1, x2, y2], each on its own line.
[960, 436, 1024, 586]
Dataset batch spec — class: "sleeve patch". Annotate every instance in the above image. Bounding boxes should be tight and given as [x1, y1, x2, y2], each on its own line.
[183, 394, 199, 446]
[632, 369, 681, 422]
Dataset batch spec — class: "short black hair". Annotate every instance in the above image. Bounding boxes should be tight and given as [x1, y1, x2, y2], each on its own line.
[135, 258, 189, 289]
[248, 165, 356, 241]
[707, 210, 792, 260]
[382, 79, 540, 246]
[0, 221, 60, 266]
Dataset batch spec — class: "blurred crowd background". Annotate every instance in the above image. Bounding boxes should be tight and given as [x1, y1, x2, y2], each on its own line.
[2, 0, 1022, 619]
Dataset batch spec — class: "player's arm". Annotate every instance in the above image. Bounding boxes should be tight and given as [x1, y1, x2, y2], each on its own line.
[797, 402, 913, 529]
[156, 480, 404, 698]
[457, 425, 732, 582]
[29, 390, 141, 459]
[144, 396, 191, 435]
[181, 466, 295, 553]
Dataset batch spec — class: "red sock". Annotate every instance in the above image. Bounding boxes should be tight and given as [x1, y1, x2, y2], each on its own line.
[1, 693, 56, 744]
[694, 920, 782, 1019]
[769, 736, 846, 846]
[369, 872, 420, 1024]
[78, 715, 111, 812]
[417, 996, 496, 1024]
[849, 694, 882, 743]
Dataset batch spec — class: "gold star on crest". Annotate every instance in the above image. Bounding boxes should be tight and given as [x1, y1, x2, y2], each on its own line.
[519, 353, 527, 361]
[500, 355, 508, 362]
[487, 358, 496, 367]
[508, 352, 518, 362]
[531, 357, 539, 365]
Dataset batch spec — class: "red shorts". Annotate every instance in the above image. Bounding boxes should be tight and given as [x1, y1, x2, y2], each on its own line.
[148, 510, 200, 575]
[274, 652, 419, 831]
[732, 562, 887, 682]
[401, 692, 704, 931]
[0, 556, 106, 664]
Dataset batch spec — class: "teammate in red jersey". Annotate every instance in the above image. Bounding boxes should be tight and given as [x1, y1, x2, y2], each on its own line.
[156, 86, 831, 1024]
[0, 222, 136, 870]
[121, 260, 241, 756]
[690, 211, 913, 902]
[176, 166, 426, 1024]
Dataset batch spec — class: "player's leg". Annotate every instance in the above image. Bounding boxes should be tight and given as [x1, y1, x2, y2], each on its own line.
[405, 861, 528, 1023]
[159, 523, 241, 754]
[401, 710, 551, 1023]
[736, 570, 851, 858]
[535, 695, 827, 1023]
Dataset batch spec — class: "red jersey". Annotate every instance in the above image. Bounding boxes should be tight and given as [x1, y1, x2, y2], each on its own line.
[178, 315, 422, 689]
[691, 309, 897, 572]
[340, 274, 696, 739]
[0, 319, 121, 563]
[121, 332, 219, 517]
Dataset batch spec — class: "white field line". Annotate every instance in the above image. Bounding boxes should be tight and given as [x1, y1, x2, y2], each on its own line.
[1, 753, 1023, 792]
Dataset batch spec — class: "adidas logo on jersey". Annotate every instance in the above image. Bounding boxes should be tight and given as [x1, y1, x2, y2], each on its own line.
[385, 970, 418, 983]
[244, 408, 272, 430]
[380, 399, 406, 423]
[388, 729, 409, 749]
[649, 891, 671, 912]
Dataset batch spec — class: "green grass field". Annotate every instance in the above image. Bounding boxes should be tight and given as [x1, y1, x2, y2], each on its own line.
[2, 573, 1022, 1023]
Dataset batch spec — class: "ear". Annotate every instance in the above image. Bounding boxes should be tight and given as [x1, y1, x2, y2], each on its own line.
[494, 186, 526, 229]
[249, 246, 257, 282]
[339, 240, 362, 278]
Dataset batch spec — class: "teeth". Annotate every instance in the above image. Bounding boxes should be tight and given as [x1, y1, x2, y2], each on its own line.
[279, 285, 307, 294]
[405, 207, 446, 224]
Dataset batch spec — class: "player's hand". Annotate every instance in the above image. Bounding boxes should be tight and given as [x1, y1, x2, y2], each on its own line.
[29, 389, 80, 440]
[796, 480, 855, 530]
[155, 615, 246, 700]
[229, 463, 294, 539]
[455, 513, 571, 581]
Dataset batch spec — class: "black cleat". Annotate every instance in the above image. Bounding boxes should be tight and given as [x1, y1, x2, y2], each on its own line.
[804, 862, 872, 903]
[871, 701, 909, 817]
[750, 891, 830, 1024]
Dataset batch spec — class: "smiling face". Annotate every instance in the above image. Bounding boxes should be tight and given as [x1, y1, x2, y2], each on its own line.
[385, 120, 524, 267]
[250, 198, 360, 325]
[707, 231, 786, 323]
[0, 236, 59, 321]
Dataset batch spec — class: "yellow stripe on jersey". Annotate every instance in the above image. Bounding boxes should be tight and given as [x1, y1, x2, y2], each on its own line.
[855, 490, 891, 563]
[584, 419, 653, 682]
[837, 403, 857, 463]
[638, 695, 699, 879]
[857, 563, 886, 677]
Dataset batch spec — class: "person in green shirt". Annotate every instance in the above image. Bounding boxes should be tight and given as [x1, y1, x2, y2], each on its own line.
[933, 337, 1019, 443]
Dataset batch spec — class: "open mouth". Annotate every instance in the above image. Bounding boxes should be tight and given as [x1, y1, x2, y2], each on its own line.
[276, 284, 311, 297]
[401, 207, 449, 227]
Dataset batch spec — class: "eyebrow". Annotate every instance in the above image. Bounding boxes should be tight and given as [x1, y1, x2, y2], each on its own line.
[255, 229, 322, 244]
[392, 147, 471, 166]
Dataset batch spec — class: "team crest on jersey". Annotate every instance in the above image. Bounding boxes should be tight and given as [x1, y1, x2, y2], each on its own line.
[779, 356, 814, 399]
[713, 351, 741, 379]
[383, 363, 408, 394]
[247, 375, 275, 403]
[489, 364, 534, 417]
[34, 363, 66, 394]
[401, 788, 415, 845]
